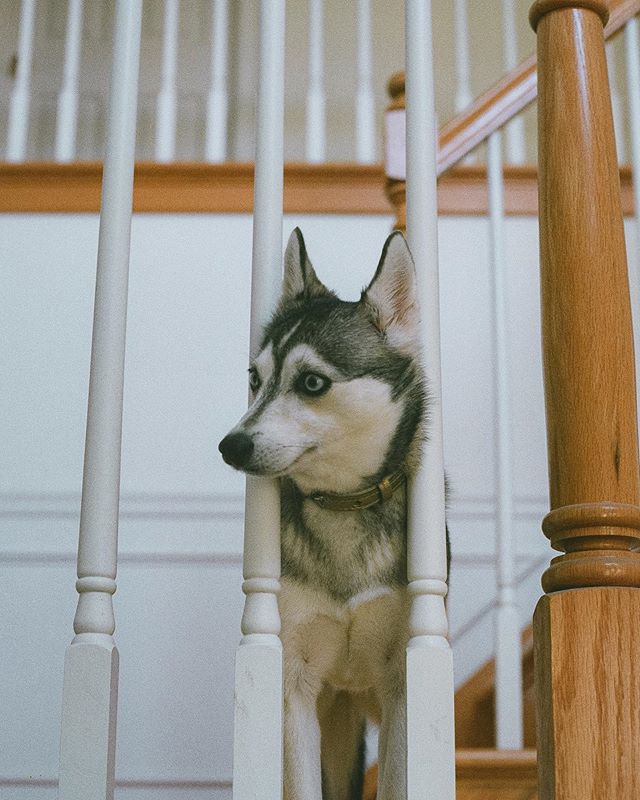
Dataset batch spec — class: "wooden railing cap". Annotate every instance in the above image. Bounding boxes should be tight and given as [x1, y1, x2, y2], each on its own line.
[529, 0, 609, 31]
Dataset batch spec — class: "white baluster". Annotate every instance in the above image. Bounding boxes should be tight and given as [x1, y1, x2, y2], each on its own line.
[232, 1, 285, 797]
[305, 0, 326, 162]
[501, 0, 526, 163]
[205, 0, 229, 162]
[624, 18, 640, 382]
[607, 39, 626, 163]
[55, 0, 84, 162]
[453, 0, 472, 113]
[453, 0, 476, 164]
[155, 0, 179, 162]
[6, 0, 36, 162]
[487, 130, 524, 750]
[405, 1, 456, 797]
[57, 1, 142, 798]
[355, 0, 376, 163]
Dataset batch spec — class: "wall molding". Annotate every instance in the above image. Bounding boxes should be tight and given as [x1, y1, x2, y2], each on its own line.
[0, 490, 546, 519]
[0, 491, 245, 520]
[0, 776, 232, 789]
[0, 491, 548, 566]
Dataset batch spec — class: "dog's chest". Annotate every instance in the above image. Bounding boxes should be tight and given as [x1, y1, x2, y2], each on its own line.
[280, 578, 409, 693]
[325, 587, 408, 692]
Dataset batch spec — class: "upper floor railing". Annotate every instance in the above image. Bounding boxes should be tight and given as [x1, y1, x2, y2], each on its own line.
[4, 0, 640, 173]
[1, 0, 538, 165]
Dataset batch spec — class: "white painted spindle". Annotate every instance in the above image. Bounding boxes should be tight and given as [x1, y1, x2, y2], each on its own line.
[205, 0, 229, 162]
[355, 0, 376, 163]
[607, 39, 626, 163]
[55, 0, 84, 162]
[501, 0, 526, 163]
[453, 0, 472, 113]
[6, 0, 36, 162]
[453, 0, 476, 163]
[155, 0, 179, 162]
[232, 1, 285, 797]
[404, 1, 456, 797]
[487, 130, 524, 750]
[57, 1, 142, 798]
[305, 0, 326, 162]
[624, 17, 640, 381]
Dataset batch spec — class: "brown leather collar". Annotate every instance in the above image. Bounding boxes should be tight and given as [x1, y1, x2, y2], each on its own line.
[308, 469, 405, 512]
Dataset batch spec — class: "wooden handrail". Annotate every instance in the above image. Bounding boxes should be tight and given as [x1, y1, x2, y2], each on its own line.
[386, 0, 640, 179]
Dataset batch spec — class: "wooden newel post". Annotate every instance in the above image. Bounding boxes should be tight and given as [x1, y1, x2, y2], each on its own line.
[530, 1, 640, 797]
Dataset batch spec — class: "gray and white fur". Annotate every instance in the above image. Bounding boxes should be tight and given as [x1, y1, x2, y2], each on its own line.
[219, 228, 440, 800]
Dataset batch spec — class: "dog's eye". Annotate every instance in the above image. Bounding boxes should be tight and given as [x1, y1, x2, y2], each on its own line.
[298, 372, 331, 396]
[248, 368, 261, 392]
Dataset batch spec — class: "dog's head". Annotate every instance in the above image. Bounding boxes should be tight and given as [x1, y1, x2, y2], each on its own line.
[218, 228, 426, 495]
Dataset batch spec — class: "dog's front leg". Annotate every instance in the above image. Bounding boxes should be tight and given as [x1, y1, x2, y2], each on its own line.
[280, 581, 344, 800]
[283, 686, 322, 800]
[377, 691, 406, 800]
[377, 657, 407, 800]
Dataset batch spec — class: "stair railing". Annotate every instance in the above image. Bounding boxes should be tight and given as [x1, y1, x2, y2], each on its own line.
[404, 1, 456, 795]
[52, 0, 454, 797]
[57, 2, 142, 798]
[232, 1, 285, 796]
[385, 0, 640, 761]
[531, 1, 640, 796]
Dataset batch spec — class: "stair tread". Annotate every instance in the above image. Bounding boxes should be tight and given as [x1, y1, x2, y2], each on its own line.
[363, 750, 537, 800]
[456, 749, 537, 800]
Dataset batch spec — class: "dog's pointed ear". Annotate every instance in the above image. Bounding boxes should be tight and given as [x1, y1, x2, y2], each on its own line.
[359, 231, 419, 350]
[280, 228, 332, 307]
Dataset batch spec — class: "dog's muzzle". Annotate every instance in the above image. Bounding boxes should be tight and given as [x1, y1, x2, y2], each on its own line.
[218, 431, 254, 469]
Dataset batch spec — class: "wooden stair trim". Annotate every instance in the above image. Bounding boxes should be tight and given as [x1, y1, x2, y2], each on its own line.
[363, 750, 537, 800]
[455, 625, 536, 749]
[456, 748, 537, 780]
[0, 161, 635, 216]
[387, 0, 640, 174]
[0, 162, 389, 215]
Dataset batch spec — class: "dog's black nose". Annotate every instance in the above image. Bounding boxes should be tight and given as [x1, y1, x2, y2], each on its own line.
[218, 432, 254, 469]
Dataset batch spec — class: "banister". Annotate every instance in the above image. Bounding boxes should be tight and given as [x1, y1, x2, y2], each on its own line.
[532, 0, 640, 797]
[386, 0, 640, 181]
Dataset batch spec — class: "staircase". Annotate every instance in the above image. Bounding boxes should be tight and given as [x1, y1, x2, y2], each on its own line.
[362, 626, 538, 799]
[3, 1, 640, 796]
[364, 750, 537, 800]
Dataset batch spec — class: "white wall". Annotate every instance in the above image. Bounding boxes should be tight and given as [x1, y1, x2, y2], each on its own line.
[2, 211, 552, 796]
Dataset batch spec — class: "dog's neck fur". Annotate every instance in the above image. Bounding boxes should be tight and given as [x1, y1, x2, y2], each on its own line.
[279, 407, 424, 603]
[281, 476, 408, 603]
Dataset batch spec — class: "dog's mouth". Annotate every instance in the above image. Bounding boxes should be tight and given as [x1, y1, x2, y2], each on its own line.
[218, 432, 317, 477]
[243, 445, 318, 478]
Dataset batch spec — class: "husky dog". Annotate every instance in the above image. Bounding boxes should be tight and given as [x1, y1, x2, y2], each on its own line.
[219, 228, 435, 800]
